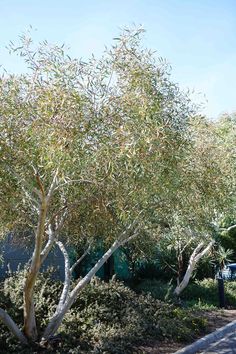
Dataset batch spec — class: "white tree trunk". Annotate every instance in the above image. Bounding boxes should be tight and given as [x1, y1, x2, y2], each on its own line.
[42, 220, 140, 340]
[174, 241, 214, 296]
[42, 239, 121, 339]
[55, 241, 72, 312]
[23, 196, 47, 340]
[23, 171, 58, 340]
[0, 308, 28, 345]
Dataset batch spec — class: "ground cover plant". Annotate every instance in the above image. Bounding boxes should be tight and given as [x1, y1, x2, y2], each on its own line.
[0, 270, 208, 353]
[135, 278, 236, 309]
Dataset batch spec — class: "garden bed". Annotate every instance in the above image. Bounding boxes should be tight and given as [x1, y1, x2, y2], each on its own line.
[137, 310, 236, 353]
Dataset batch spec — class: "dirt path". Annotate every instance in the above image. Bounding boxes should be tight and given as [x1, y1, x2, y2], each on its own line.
[137, 310, 236, 354]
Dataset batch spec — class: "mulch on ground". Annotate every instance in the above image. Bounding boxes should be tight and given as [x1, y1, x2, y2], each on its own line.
[137, 309, 236, 354]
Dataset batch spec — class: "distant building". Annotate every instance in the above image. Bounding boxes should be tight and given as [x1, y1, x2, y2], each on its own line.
[0, 234, 65, 280]
[0, 235, 133, 281]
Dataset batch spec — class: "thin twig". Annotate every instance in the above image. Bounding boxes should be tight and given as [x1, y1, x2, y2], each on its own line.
[70, 244, 92, 274]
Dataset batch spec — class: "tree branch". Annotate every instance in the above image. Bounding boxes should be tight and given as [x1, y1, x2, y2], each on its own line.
[53, 178, 95, 192]
[40, 225, 56, 265]
[0, 308, 28, 345]
[56, 241, 92, 312]
[120, 226, 140, 245]
[227, 224, 236, 233]
[35, 173, 45, 200]
[46, 169, 59, 203]
[42, 238, 121, 339]
[23, 173, 51, 339]
[174, 240, 214, 296]
[56, 241, 71, 311]
[46, 205, 67, 229]
[70, 244, 91, 274]
[40, 209, 68, 265]
[195, 240, 214, 262]
[118, 215, 142, 244]
[43, 224, 141, 339]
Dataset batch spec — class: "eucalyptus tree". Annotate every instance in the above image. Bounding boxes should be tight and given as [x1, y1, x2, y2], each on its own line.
[0, 28, 195, 346]
[207, 113, 236, 259]
[170, 115, 236, 295]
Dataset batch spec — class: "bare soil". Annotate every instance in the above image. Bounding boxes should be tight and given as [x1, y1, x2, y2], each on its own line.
[137, 309, 236, 354]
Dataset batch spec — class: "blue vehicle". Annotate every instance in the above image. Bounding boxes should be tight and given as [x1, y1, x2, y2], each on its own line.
[221, 263, 236, 280]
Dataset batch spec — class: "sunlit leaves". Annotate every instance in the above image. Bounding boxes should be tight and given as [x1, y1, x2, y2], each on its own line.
[0, 27, 203, 248]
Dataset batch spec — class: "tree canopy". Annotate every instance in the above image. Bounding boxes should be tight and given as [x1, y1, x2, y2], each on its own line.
[0, 28, 197, 244]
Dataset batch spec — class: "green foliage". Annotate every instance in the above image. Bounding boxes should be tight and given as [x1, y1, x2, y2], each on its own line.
[136, 278, 236, 309]
[0, 269, 63, 352]
[1, 28, 236, 349]
[213, 215, 236, 257]
[194, 256, 215, 280]
[183, 279, 236, 308]
[181, 279, 219, 307]
[0, 27, 197, 246]
[0, 271, 208, 353]
[3, 268, 62, 327]
[134, 279, 174, 301]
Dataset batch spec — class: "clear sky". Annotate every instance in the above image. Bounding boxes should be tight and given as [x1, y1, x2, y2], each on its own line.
[1, 0, 236, 119]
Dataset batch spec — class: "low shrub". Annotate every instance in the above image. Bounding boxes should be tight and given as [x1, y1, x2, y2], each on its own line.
[3, 268, 62, 326]
[181, 279, 218, 307]
[0, 269, 62, 353]
[136, 278, 236, 309]
[134, 278, 175, 301]
[182, 279, 236, 308]
[0, 271, 208, 353]
[223, 281, 236, 307]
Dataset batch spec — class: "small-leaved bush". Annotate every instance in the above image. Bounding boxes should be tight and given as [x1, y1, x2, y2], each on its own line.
[0, 271, 208, 353]
[136, 278, 236, 309]
[182, 279, 236, 308]
[134, 279, 175, 301]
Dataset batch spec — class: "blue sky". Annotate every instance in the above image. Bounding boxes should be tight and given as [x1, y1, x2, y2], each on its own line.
[1, 0, 236, 118]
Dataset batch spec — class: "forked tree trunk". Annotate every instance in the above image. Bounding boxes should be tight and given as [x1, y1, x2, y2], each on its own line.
[0, 168, 139, 345]
[174, 241, 214, 296]
[42, 239, 121, 339]
[42, 221, 140, 340]
[0, 229, 138, 345]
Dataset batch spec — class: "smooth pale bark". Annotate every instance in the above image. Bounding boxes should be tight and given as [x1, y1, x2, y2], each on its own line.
[43, 223, 140, 340]
[0, 308, 28, 345]
[226, 224, 236, 233]
[174, 241, 214, 296]
[1, 205, 139, 343]
[23, 172, 58, 340]
[23, 196, 47, 340]
[55, 241, 71, 312]
[40, 226, 56, 265]
[55, 242, 91, 313]
[40, 211, 67, 265]
[43, 239, 121, 339]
